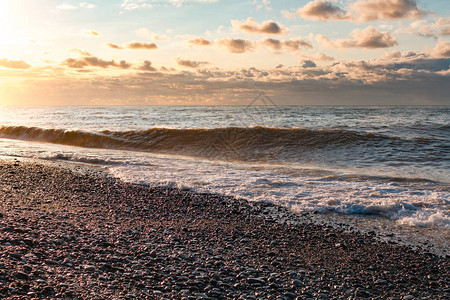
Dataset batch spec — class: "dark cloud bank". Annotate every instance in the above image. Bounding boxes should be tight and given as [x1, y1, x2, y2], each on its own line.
[21, 54, 450, 105]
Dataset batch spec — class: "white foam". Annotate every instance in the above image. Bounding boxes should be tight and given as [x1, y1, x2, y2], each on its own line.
[397, 211, 450, 229]
[1, 137, 449, 231]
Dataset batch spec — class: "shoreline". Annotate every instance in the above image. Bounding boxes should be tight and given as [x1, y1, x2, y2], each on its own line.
[0, 159, 449, 299]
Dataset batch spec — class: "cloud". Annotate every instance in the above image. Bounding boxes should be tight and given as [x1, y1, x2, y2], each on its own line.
[436, 18, 450, 36]
[396, 18, 450, 38]
[317, 26, 397, 49]
[86, 31, 100, 37]
[190, 36, 311, 53]
[296, 0, 349, 21]
[381, 50, 402, 59]
[136, 28, 170, 41]
[127, 42, 158, 50]
[299, 52, 335, 62]
[188, 37, 212, 46]
[138, 60, 157, 71]
[6, 51, 450, 106]
[80, 3, 95, 9]
[62, 56, 132, 69]
[57, 3, 96, 10]
[0, 58, 31, 69]
[70, 49, 92, 56]
[260, 38, 312, 52]
[217, 38, 255, 53]
[56, 4, 78, 10]
[252, 0, 271, 11]
[107, 43, 123, 50]
[351, 0, 426, 22]
[430, 40, 450, 58]
[407, 20, 437, 38]
[107, 42, 158, 50]
[121, 0, 153, 10]
[300, 60, 317, 68]
[232, 18, 288, 35]
[294, 0, 426, 23]
[121, 0, 218, 10]
[176, 58, 209, 68]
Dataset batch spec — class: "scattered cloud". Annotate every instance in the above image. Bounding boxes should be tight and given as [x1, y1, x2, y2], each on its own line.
[317, 26, 397, 49]
[260, 38, 312, 52]
[437, 18, 450, 36]
[127, 42, 158, 50]
[121, 0, 153, 10]
[70, 49, 92, 56]
[296, 0, 349, 21]
[396, 18, 450, 38]
[0, 58, 31, 69]
[107, 43, 123, 50]
[8, 49, 450, 105]
[299, 60, 317, 68]
[80, 3, 95, 9]
[107, 42, 158, 50]
[62, 56, 131, 69]
[138, 60, 157, 71]
[351, 0, 426, 23]
[232, 18, 288, 35]
[188, 37, 213, 46]
[430, 40, 450, 58]
[176, 58, 209, 68]
[56, 4, 78, 10]
[217, 38, 255, 53]
[121, 0, 218, 10]
[86, 31, 100, 37]
[189, 36, 311, 53]
[293, 0, 426, 23]
[57, 3, 96, 10]
[252, 0, 271, 11]
[299, 52, 335, 62]
[398, 20, 436, 38]
[381, 49, 402, 59]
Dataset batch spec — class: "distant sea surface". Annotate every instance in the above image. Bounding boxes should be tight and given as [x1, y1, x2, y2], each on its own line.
[0, 105, 449, 230]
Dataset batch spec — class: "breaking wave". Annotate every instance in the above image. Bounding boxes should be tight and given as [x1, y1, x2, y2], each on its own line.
[0, 125, 446, 165]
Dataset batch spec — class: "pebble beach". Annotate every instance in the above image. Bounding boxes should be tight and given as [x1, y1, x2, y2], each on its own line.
[0, 159, 448, 299]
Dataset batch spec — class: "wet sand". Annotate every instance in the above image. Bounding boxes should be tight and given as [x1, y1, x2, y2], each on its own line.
[0, 159, 448, 299]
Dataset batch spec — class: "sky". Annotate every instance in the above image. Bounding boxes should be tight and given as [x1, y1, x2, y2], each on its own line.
[0, 0, 449, 105]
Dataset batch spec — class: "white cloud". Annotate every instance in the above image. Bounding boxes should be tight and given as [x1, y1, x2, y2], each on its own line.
[252, 0, 271, 11]
[56, 4, 78, 10]
[57, 3, 96, 10]
[121, 0, 218, 10]
[80, 2, 95, 9]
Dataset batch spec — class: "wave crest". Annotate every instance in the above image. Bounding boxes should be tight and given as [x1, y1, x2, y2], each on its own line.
[0, 125, 438, 162]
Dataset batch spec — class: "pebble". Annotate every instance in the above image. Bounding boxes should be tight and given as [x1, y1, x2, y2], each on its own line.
[0, 161, 448, 299]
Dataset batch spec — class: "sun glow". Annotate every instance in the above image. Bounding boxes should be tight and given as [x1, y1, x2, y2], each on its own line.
[0, 1, 14, 46]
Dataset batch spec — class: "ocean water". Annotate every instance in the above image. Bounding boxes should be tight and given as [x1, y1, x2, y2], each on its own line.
[0, 105, 449, 232]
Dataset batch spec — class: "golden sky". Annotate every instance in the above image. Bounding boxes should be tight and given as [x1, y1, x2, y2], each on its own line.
[0, 0, 449, 105]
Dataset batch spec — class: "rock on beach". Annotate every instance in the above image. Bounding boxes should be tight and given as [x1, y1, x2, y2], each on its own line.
[0, 160, 448, 299]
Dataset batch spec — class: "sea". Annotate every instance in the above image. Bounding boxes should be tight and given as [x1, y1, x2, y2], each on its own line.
[0, 104, 449, 252]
